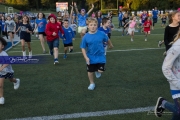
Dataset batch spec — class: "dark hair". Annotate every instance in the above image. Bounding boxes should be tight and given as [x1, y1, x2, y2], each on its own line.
[144, 17, 148, 21]
[0, 37, 7, 47]
[102, 17, 109, 25]
[22, 15, 30, 24]
[64, 19, 69, 22]
[168, 11, 179, 24]
[37, 12, 46, 19]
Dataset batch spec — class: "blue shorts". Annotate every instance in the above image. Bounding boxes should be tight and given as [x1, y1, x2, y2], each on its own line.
[47, 38, 59, 50]
[0, 73, 14, 79]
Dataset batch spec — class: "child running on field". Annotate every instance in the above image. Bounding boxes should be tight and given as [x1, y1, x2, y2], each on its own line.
[60, 19, 75, 59]
[0, 16, 8, 39]
[143, 17, 153, 41]
[127, 16, 138, 42]
[16, 15, 33, 58]
[34, 13, 47, 54]
[0, 37, 20, 105]
[154, 30, 180, 119]
[122, 13, 129, 36]
[80, 18, 110, 90]
[4, 16, 16, 47]
[161, 15, 167, 28]
[98, 17, 114, 55]
[45, 14, 64, 65]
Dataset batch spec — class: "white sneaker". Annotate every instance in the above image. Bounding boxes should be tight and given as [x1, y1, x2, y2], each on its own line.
[0, 97, 5, 104]
[22, 51, 26, 58]
[145, 39, 147, 41]
[95, 72, 101, 78]
[29, 51, 32, 58]
[14, 79, 20, 90]
[88, 84, 95, 90]
[54, 60, 59, 65]
[131, 38, 133, 42]
[158, 41, 162, 47]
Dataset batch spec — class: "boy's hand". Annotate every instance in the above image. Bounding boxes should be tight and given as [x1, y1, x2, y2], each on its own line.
[52, 32, 56, 36]
[85, 57, 90, 65]
[109, 44, 114, 49]
[72, 38, 75, 40]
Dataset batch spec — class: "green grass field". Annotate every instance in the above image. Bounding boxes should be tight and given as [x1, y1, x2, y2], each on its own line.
[0, 6, 173, 119]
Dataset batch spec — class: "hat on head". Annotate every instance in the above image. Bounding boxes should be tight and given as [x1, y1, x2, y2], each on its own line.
[48, 14, 57, 20]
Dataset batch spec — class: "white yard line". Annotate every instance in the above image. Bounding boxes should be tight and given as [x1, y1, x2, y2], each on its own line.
[7, 47, 164, 55]
[10, 106, 154, 120]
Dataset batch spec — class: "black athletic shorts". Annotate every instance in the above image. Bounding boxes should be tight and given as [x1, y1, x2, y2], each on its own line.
[38, 32, 46, 36]
[87, 63, 105, 72]
[64, 43, 73, 47]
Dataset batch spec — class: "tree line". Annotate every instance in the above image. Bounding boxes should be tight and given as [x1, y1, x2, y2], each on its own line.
[1, 0, 180, 11]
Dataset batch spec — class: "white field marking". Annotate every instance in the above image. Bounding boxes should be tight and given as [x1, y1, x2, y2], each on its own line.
[5, 41, 20, 52]
[7, 48, 164, 55]
[10, 106, 154, 120]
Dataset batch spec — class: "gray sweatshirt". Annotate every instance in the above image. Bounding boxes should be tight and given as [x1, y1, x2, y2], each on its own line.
[5, 20, 16, 32]
[162, 39, 180, 99]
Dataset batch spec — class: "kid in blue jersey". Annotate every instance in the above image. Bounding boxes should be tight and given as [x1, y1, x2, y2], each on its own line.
[60, 20, 75, 59]
[80, 18, 111, 90]
[34, 13, 47, 53]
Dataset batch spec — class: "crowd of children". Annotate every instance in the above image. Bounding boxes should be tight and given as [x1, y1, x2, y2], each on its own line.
[0, 4, 180, 120]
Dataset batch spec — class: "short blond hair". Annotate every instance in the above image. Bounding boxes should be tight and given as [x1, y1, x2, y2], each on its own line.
[87, 18, 98, 25]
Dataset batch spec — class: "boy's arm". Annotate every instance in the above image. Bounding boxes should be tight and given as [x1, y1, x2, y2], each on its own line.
[87, 4, 94, 15]
[13, 21, 16, 32]
[59, 25, 64, 35]
[74, 2, 79, 14]
[81, 48, 90, 65]
[70, 5, 74, 19]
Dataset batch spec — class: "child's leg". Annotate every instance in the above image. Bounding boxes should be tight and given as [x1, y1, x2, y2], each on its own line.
[9, 32, 13, 46]
[131, 31, 134, 39]
[27, 42, 32, 58]
[69, 45, 73, 53]
[108, 40, 113, 48]
[144, 32, 147, 41]
[164, 98, 180, 119]
[27, 42, 31, 52]
[81, 29, 86, 38]
[47, 41, 53, 55]
[64, 46, 68, 55]
[0, 78, 5, 98]
[53, 39, 59, 60]
[54, 47, 58, 59]
[39, 34, 46, 52]
[21, 39, 26, 56]
[88, 72, 94, 84]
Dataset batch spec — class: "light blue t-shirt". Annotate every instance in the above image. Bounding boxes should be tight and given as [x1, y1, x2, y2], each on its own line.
[80, 30, 108, 64]
[36, 18, 47, 32]
[77, 13, 88, 27]
[118, 12, 123, 20]
[152, 10, 159, 18]
[59, 27, 74, 44]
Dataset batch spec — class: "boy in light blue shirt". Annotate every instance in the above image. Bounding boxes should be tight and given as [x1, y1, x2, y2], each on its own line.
[74, 2, 94, 38]
[80, 18, 110, 90]
[59, 20, 75, 59]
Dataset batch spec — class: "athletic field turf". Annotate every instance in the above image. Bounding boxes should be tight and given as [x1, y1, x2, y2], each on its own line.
[0, 16, 173, 120]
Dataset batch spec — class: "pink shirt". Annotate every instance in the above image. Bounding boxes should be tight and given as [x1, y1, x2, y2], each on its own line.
[129, 20, 136, 28]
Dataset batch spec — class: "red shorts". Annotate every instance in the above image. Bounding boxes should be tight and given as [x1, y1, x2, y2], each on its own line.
[144, 28, 150, 32]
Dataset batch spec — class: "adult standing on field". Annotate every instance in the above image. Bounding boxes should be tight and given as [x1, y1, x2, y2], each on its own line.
[74, 2, 94, 38]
